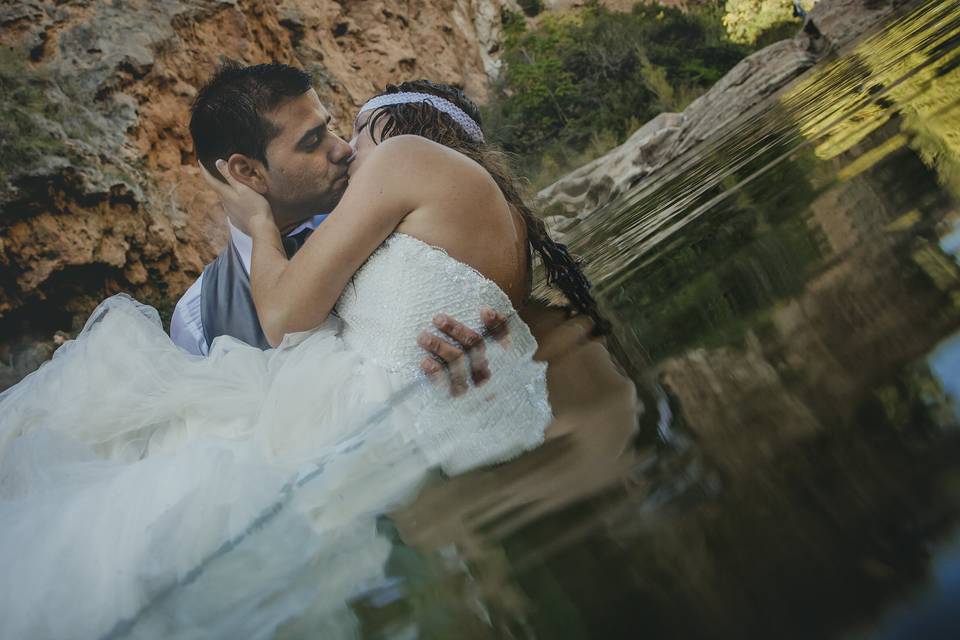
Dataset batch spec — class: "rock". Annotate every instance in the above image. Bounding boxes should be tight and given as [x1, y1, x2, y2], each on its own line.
[0, 0, 517, 390]
[537, 112, 684, 222]
[668, 38, 819, 158]
[0, 334, 55, 391]
[806, 0, 916, 51]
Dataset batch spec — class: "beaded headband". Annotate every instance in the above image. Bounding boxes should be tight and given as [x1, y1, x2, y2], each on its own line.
[357, 91, 485, 143]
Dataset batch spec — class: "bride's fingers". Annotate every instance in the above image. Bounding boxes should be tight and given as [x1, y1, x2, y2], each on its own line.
[198, 160, 242, 208]
[469, 344, 490, 387]
[417, 332, 458, 365]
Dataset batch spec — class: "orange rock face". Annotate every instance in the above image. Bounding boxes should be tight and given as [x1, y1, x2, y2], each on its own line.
[0, 0, 511, 387]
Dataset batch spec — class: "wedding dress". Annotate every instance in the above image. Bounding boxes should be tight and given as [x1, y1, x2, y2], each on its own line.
[0, 232, 551, 639]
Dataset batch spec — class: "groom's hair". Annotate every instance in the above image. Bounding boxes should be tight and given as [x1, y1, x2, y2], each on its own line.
[190, 61, 312, 181]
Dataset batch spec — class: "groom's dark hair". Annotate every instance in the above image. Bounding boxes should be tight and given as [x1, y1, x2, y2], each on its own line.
[190, 61, 312, 182]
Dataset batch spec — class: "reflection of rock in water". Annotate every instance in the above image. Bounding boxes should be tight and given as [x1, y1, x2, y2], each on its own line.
[658, 122, 960, 469]
[500, 12, 960, 635]
[660, 337, 822, 472]
[579, 94, 960, 640]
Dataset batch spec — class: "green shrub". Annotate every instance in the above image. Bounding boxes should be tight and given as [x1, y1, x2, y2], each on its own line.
[484, 2, 756, 186]
[722, 0, 812, 44]
[0, 49, 66, 181]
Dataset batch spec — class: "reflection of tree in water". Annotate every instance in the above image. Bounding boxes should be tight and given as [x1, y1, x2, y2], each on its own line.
[784, 0, 960, 194]
[600, 134, 824, 363]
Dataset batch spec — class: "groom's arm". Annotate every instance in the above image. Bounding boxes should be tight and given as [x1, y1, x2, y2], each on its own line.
[417, 308, 510, 396]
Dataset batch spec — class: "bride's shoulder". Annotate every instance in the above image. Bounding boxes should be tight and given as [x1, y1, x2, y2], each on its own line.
[372, 136, 480, 173]
[361, 136, 494, 195]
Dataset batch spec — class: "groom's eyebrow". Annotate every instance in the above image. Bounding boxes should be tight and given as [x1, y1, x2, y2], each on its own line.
[296, 116, 331, 148]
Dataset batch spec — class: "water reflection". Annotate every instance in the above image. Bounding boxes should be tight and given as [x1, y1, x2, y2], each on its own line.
[238, 1, 960, 637]
[359, 0, 960, 637]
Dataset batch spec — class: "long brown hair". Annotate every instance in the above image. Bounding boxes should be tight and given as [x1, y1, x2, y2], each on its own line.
[364, 80, 608, 333]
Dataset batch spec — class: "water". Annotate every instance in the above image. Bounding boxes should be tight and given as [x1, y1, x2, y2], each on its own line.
[108, 1, 960, 637]
[348, 1, 960, 638]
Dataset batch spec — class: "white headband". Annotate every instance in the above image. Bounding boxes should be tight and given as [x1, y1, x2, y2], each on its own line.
[357, 91, 485, 143]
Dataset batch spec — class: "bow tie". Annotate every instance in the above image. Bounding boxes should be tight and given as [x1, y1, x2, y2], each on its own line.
[282, 227, 314, 258]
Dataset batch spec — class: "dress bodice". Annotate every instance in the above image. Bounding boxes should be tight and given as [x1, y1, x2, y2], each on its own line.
[334, 232, 550, 474]
[334, 233, 536, 378]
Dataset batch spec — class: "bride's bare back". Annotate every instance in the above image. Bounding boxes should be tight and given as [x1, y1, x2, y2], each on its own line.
[350, 134, 530, 307]
[392, 139, 529, 307]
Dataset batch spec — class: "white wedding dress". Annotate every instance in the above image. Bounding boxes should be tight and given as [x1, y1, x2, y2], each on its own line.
[0, 232, 551, 639]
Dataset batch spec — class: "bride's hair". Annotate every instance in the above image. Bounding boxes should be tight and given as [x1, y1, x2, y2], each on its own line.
[365, 80, 608, 334]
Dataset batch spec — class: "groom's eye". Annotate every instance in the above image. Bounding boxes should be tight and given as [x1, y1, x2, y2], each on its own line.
[299, 125, 328, 151]
[305, 131, 325, 150]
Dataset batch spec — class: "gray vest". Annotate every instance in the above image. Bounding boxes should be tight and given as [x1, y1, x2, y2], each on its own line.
[200, 239, 272, 351]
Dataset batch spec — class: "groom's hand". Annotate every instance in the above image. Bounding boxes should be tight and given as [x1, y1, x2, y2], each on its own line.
[417, 308, 510, 397]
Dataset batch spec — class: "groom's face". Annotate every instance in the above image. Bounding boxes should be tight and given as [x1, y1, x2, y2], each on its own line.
[261, 89, 352, 225]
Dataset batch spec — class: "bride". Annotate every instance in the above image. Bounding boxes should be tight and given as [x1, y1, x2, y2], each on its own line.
[0, 80, 602, 638]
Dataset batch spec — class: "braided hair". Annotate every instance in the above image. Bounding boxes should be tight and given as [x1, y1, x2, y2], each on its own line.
[363, 80, 608, 334]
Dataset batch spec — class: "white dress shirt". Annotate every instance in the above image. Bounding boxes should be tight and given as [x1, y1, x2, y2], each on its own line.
[169, 214, 327, 355]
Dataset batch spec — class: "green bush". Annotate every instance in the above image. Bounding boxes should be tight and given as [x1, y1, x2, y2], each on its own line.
[0, 48, 103, 203]
[0, 49, 66, 182]
[484, 2, 755, 187]
[723, 0, 813, 45]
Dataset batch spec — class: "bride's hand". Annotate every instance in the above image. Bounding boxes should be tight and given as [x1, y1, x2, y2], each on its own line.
[198, 159, 274, 230]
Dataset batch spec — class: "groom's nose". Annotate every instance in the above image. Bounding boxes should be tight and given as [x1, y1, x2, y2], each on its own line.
[329, 134, 353, 165]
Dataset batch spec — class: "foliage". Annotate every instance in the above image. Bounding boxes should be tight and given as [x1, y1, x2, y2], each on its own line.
[0, 47, 103, 203]
[484, 2, 754, 187]
[0, 49, 67, 182]
[722, 0, 814, 44]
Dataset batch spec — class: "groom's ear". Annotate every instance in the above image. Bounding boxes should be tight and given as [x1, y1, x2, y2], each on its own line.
[224, 154, 268, 195]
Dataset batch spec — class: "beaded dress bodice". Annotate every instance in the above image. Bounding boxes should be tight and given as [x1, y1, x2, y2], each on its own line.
[335, 233, 532, 377]
[334, 232, 550, 474]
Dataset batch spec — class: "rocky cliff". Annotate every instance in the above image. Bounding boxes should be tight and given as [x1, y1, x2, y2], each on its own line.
[0, 0, 517, 387]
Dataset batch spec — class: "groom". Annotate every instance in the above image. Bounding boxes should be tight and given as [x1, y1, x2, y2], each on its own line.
[171, 62, 496, 387]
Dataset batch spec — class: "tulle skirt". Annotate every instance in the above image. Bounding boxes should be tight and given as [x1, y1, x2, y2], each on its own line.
[0, 295, 549, 639]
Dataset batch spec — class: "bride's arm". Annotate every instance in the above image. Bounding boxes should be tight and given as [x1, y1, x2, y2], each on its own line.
[248, 140, 423, 346]
[202, 139, 511, 388]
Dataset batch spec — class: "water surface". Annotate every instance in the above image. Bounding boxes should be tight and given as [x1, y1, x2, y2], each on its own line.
[354, 2, 960, 638]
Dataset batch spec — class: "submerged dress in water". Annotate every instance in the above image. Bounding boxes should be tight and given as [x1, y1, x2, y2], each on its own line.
[0, 232, 551, 639]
